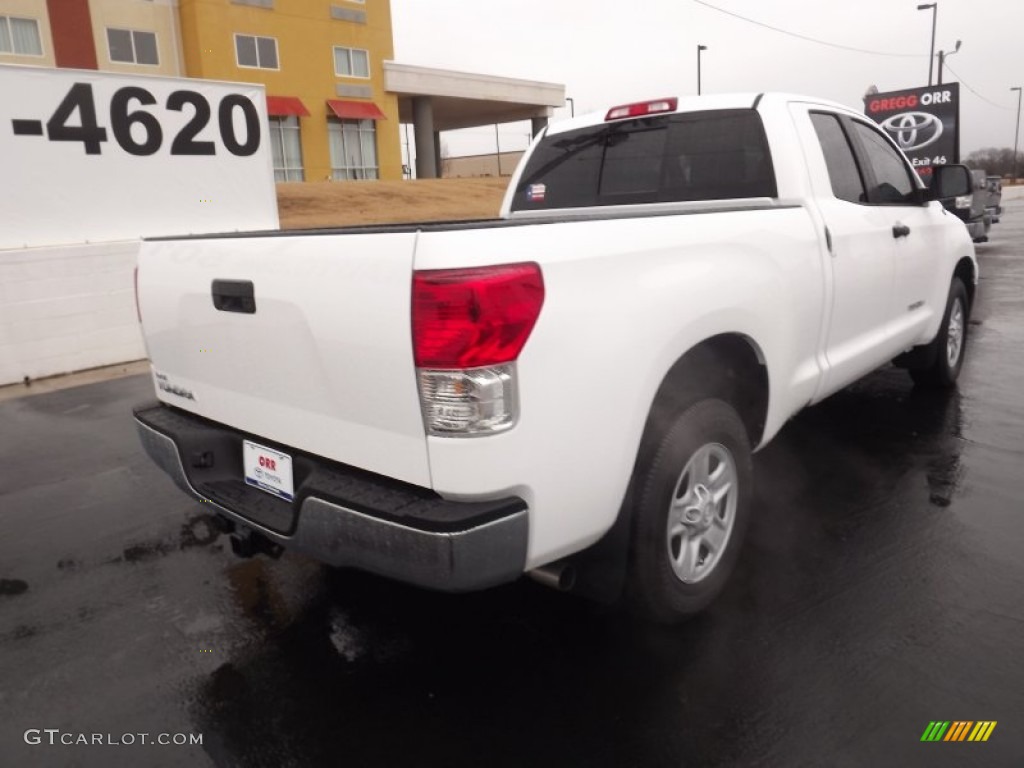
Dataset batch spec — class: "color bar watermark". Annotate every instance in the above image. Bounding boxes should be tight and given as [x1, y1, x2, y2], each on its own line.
[921, 721, 997, 742]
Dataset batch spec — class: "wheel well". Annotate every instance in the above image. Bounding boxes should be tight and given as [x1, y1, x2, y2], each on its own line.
[565, 334, 769, 604]
[955, 258, 976, 311]
[645, 334, 769, 448]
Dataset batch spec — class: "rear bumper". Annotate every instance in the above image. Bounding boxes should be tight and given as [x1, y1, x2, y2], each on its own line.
[134, 403, 528, 592]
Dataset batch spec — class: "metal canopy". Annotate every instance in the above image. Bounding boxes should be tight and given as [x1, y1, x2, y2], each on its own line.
[384, 62, 565, 131]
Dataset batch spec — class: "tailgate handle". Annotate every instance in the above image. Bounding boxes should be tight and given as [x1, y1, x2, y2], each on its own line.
[211, 280, 256, 314]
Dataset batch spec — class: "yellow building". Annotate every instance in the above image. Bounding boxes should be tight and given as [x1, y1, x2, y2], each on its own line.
[1, 0, 402, 181]
[178, 0, 401, 181]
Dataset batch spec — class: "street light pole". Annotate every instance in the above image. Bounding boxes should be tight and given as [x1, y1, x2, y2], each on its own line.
[1012, 87, 1022, 182]
[697, 44, 708, 95]
[494, 124, 502, 177]
[566, 96, 575, 118]
[937, 39, 960, 86]
[917, 3, 937, 86]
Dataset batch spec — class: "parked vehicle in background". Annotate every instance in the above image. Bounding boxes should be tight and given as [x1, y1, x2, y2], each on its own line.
[949, 169, 991, 243]
[134, 93, 978, 623]
[985, 175, 1003, 223]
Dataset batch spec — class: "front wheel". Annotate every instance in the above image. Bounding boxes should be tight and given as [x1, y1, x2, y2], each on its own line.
[909, 278, 969, 389]
[627, 398, 753, 624]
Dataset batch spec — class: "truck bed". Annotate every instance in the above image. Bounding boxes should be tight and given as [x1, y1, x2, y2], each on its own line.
[147, 199, 791, 242]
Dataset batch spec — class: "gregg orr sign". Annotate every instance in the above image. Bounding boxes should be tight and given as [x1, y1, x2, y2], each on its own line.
[865, 84, 960, 177]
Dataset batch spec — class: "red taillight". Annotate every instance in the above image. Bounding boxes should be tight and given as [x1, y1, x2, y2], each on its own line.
[413, 263, 545, 368]
[605, 97, 678, 122]
[133, 265, 141, 323]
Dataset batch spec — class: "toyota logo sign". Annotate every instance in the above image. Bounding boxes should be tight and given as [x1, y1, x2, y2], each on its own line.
[865, 83, 959, 176]
[879, 112, 943, 151]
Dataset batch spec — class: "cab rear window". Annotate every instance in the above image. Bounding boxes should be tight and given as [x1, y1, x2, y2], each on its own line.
[512, 109, 776, 212]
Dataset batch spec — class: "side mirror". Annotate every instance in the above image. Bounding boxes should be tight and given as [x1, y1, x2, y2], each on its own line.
[928, 164, 972, 200]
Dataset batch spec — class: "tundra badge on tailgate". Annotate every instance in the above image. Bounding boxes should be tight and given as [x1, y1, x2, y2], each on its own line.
[154, 371, 196, 402]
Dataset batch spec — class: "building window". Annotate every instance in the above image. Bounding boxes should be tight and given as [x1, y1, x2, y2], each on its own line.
[328, 118, 378, 180]
[235, 34, 278, 69]
[333, 46, 369, 78]
[0, 16, 43, 56]
[107, 28, 159, 65]
[269, 116, 304, 182]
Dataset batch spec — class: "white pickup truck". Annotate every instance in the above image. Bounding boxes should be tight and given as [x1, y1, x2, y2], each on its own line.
[134, 93, 977, 622]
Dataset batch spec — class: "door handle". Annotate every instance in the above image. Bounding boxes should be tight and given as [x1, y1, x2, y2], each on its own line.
[211, 279, 256, 313]
[892, 223, 911, 239]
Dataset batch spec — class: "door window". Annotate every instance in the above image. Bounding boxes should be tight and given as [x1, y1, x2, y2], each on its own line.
[848, 120, 918, 205]
[810, 112, 867, 204]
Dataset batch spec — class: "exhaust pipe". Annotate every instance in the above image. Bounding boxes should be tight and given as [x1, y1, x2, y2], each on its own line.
[229, 526, 283, 560]
[529, 561, 577, 592]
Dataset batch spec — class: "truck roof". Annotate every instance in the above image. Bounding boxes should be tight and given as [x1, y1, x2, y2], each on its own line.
[545, 92, 861, 137]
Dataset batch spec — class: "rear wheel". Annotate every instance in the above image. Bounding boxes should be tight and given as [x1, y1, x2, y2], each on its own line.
[909, 278, 969, 389]
[627, 398, 753, 624]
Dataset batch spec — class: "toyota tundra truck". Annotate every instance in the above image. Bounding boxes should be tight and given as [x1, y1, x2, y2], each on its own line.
[134, 93, 977, 622]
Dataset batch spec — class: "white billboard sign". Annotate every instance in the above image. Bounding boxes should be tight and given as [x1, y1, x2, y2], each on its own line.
[0, 65, 278, 249]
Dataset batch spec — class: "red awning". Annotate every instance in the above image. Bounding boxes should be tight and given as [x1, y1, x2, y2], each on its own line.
[266, 96, 310, 117]
[326, 99, 387, 121]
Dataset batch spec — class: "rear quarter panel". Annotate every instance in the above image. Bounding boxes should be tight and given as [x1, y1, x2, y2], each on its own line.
[414, 208, 826, 566]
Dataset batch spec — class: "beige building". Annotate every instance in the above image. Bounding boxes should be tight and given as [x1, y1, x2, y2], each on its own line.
[87, 0, 183, 76]
[0, 0, 54, 67]
[0, 0, 182, 75]
[445, 150, 525, 179]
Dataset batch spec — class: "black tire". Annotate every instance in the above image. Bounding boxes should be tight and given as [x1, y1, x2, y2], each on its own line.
[909, 278, 969, 389]
[627, 398, 753, 624]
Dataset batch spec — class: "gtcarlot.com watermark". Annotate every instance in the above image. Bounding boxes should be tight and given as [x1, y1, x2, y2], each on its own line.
[24, 729, 203, 747]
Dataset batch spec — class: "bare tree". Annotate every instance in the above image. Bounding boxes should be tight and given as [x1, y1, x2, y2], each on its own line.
[964, 147, 1024, 178]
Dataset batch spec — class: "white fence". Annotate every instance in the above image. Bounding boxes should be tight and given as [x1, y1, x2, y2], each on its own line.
[0, 242, 144, 386]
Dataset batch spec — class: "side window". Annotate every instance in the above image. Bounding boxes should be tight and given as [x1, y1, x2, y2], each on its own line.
[810, 112, 867, 204]
[848, 120, 918, 205]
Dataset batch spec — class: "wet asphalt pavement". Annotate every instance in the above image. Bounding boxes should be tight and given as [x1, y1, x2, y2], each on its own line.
[3, 206, 1024, 768]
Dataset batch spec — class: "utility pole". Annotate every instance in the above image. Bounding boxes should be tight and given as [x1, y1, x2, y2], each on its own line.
[566, 97, 575, 117]
[495, 124, 502, 177]
[697, 44, 707, 95]
[1012, 87, 1022, 182]
[403, 122, 412, 179]
[917, 3, 937, 86]
[937, 40, 960, 86]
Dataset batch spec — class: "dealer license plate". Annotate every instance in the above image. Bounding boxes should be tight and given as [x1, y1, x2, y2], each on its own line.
[243, 440, 294, 501]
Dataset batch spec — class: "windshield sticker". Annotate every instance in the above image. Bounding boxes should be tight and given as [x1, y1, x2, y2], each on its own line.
[527, 184, 546, 202]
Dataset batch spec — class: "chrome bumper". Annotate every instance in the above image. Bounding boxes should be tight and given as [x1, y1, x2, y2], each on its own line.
[135, 404, 528, 592]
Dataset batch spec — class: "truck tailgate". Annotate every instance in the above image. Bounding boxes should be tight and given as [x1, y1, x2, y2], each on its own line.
[136, 232, 430, 487]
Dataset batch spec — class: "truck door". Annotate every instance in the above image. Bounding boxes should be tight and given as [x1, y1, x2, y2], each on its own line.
[844, 118, 950, 351]
[797, 109, 901, 397]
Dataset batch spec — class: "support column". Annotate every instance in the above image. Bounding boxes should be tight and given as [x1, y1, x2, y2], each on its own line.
[412, 97, 437, 179]
[531, 116, 549, 138]
[433, 131, 443, 178]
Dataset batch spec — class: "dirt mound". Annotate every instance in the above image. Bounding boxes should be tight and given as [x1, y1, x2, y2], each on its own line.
[277, 177, 509, 230]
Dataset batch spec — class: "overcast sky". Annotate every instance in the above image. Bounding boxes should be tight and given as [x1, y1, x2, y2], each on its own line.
[391, 0, 1024, 161]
